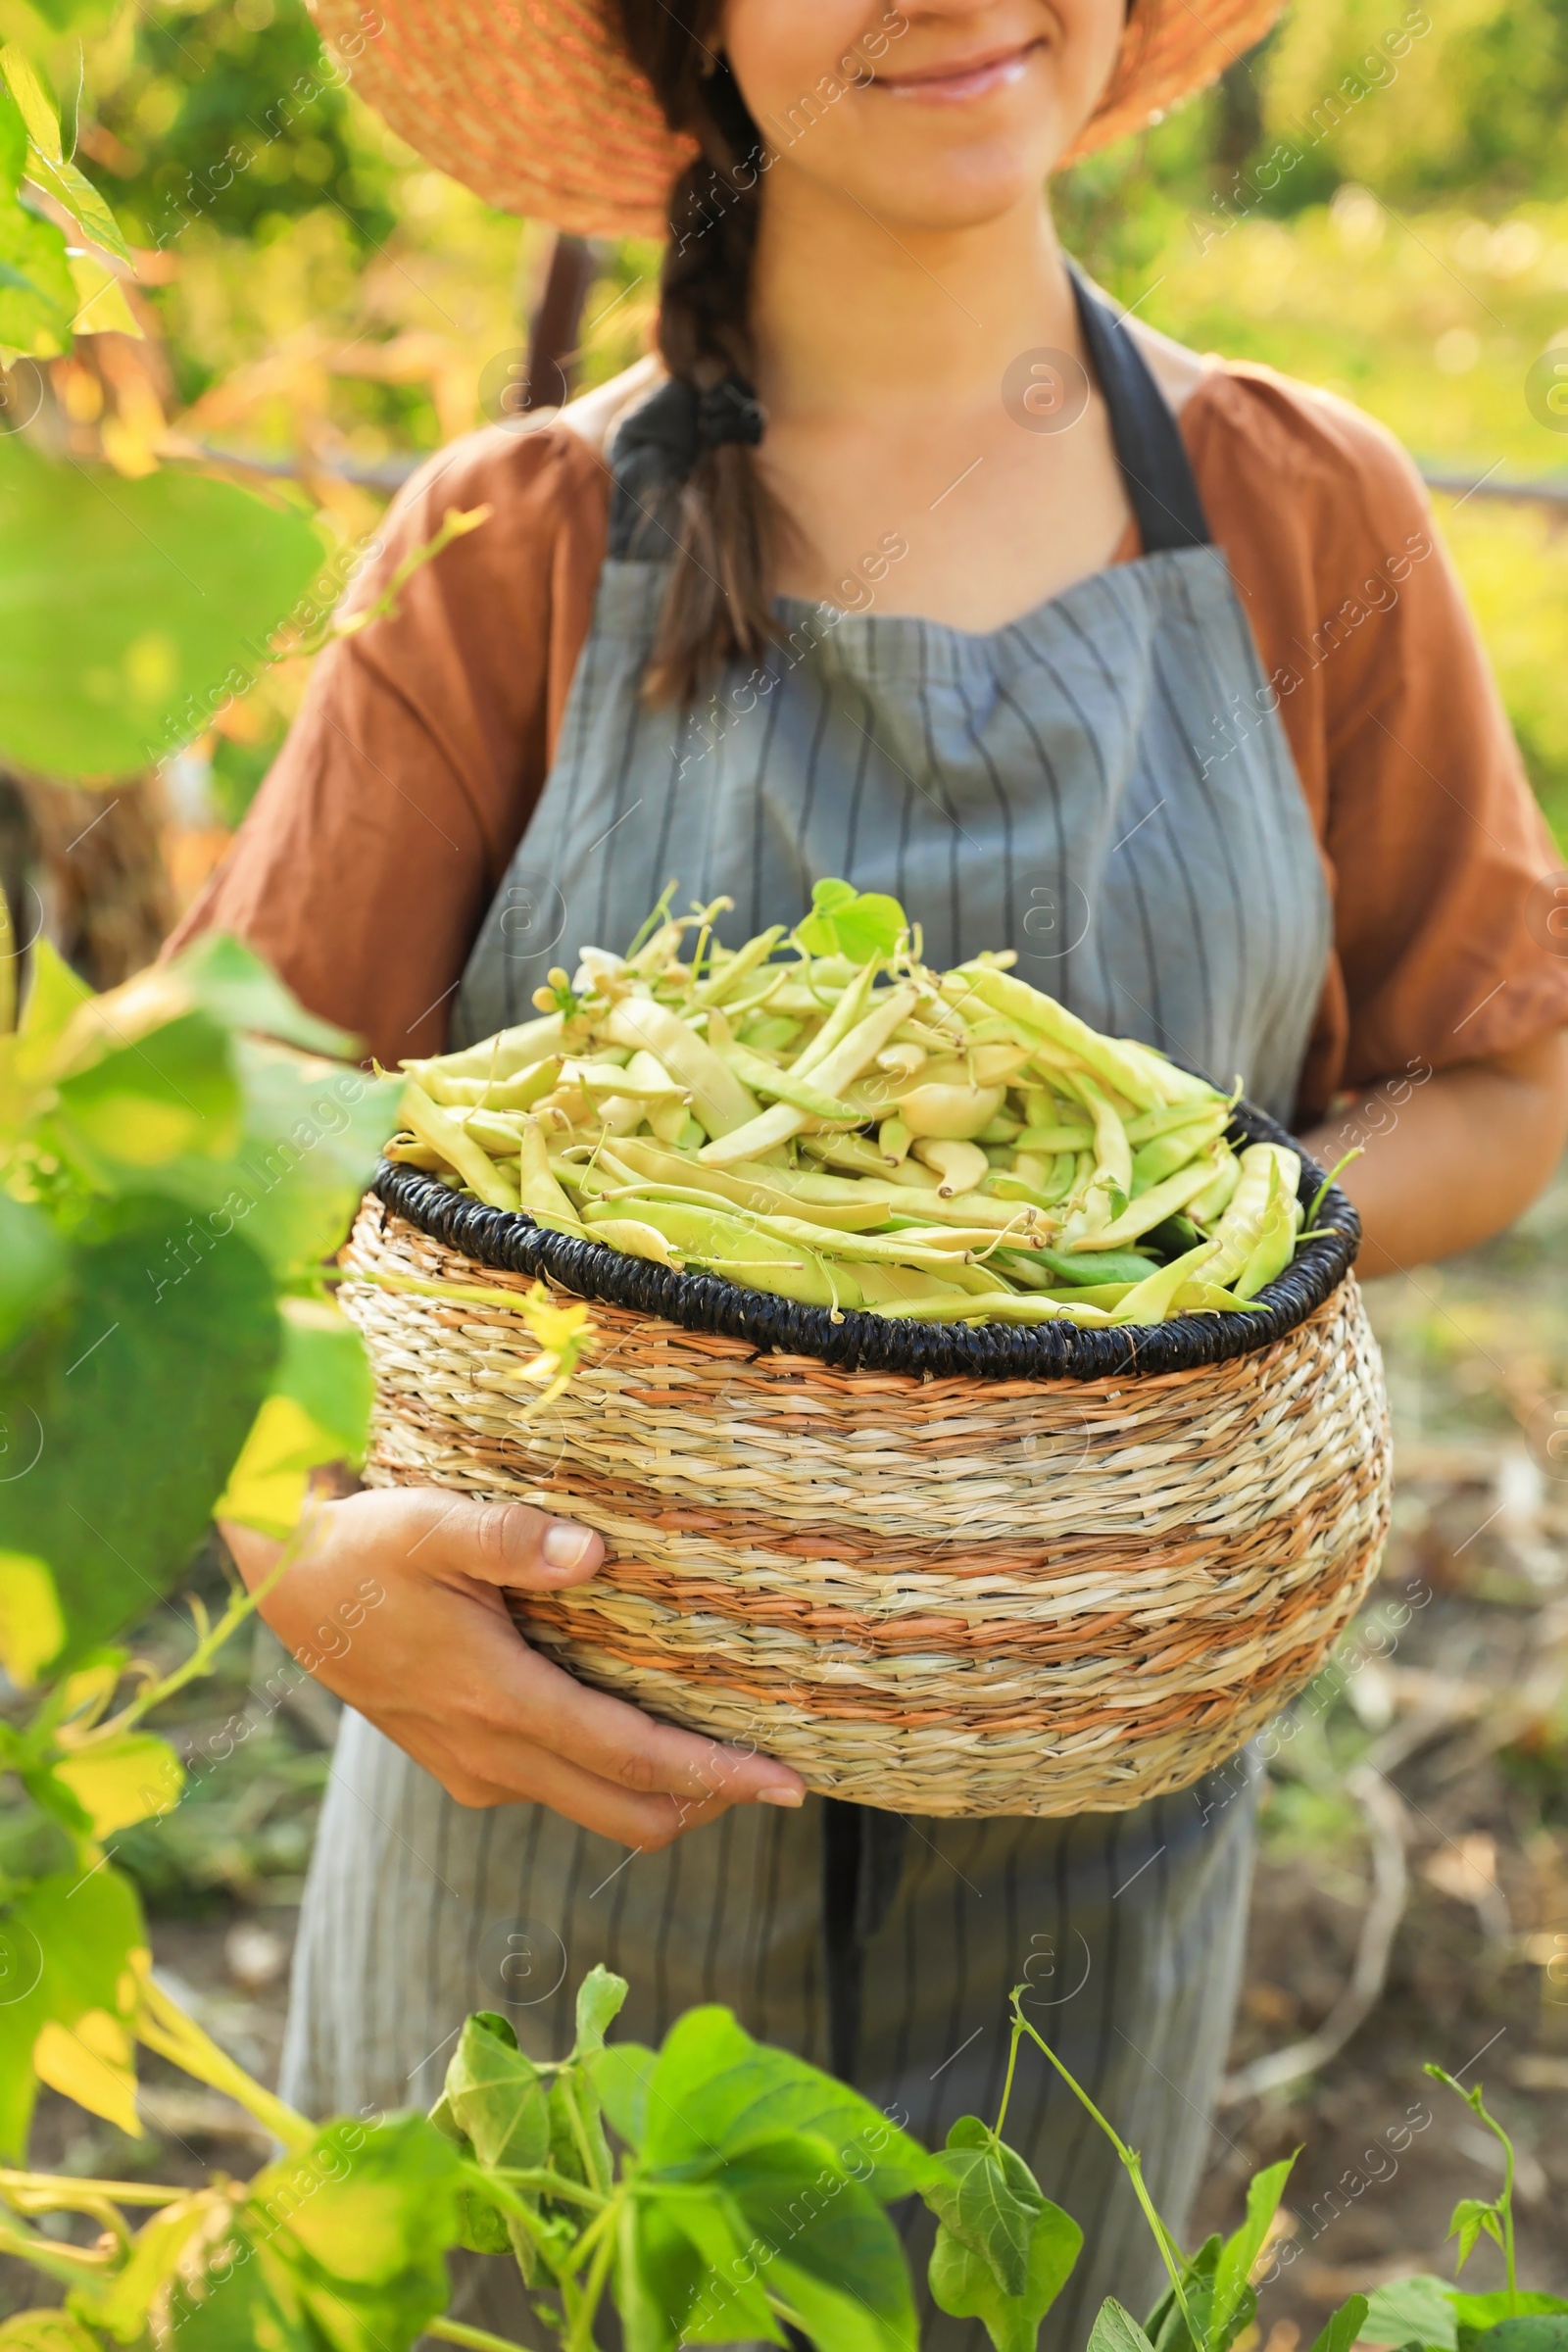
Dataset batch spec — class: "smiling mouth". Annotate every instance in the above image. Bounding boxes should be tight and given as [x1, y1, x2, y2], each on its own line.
[869, 38, 1047, 104]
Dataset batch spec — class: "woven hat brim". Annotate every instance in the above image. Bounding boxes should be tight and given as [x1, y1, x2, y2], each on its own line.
[312, 0, 1283, 235]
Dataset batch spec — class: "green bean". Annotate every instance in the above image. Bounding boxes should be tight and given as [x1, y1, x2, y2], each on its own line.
[945, 965, 1204, 1111]
[408, 882, 1308, 1332]
[1013, 1122, 1096, 1152]
[1035, 1248, 1159, 1286]
[518, 1117, 585, 1235]
[587, 1217, 683, 1268]
[789, 958, 877, 1077]
[1108, 1240, 1220, 1325]
[1186, 1151, 1242, 1226]
[585, 1197, 853, 1309]
[702, 982, 918, 1165]
[419, 1058, 564, 1110]
[406, 1013, 564, 1085]
[1064, 1153, 1227, 1251]
[1232, 1155, 1301, 1299]
[1203, 1145, 1301, 1288]
[1131, 1102, 1231, 1192]
[604, 998, 758, 1136]
[863, 1291, 1112, 1327]
[691, 924, 786, 1006]
[402, 1081, 520, 1211]
[716, 1040, 861, 1122]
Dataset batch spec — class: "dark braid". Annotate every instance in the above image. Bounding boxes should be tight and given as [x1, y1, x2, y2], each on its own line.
[611, 1, 791, 705]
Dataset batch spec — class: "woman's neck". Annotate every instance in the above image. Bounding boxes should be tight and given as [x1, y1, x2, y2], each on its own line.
[743, 168, 1138, 633]
[750, 173, 1078, 428]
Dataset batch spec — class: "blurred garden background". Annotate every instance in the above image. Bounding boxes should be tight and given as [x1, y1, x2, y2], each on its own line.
[2, 0, 1567, 2325]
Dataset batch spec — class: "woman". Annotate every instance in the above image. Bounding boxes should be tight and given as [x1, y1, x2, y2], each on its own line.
[188, 0, 1568, 2338]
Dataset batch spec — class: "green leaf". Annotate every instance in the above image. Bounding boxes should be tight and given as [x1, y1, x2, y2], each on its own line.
[441, 2011, 550, 2172]
[1457, 2298, 1568, 2335]
[0, 1200, 280, 1664]
[0, 435, 325, 780]
[1089, 2300, 1160, 2352]
[0, 1197, 70, 1355]
[548, 2067, 612, 2199]
[1364, 2278, 1461, 2351]
[922, 2117, 1043, 2298]
[0, 1863, 146, 2156]
[26, 155, 130, 267]
[0, 1551, 64, 1685]
[245, 2113, 463, 2352]
[15, 940, 93, 1069]
[0, 189, 73, 355]
[659, 2183, 783, 2343]
[928, 2194, 1082, 2352]
[0, 49, 60, 162]
[0, 86, 24, 197]
[589, 2039, 658, 2152]
[49, 1730, 183, 1838]
[0, 1794, 73, 1890]
[795, 878, 908, 963]
[1469, 2325, 1568, 2352]
[161, 2225, 312, 2349]
[1447, 2196, 1502, 2272]
[1309, 2295, 1371, 2352]
[574, 1962, 629, 2055]
[134, 1035, 401, 1284]
[174, 933, 362, 1060]
[1211, 2154, 1296, 2344]
[617, 2198, 693, 2352]
[70, 2190, 216, 2339]
[643, 2005, 931, 2199]
[717, 2134, 917, 2352]
[216, 1298, 371, 1536]
[0, 2315, 104, 2349]
[1146, 2234, 1221, 2352]
[834, 893, 909, 964]
[796, 878, 860, 955]
[67, 249, 139, 339]
[51, 1011, 243, 1169]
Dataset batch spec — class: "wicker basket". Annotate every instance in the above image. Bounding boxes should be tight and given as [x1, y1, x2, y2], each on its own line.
[340, 1108, 1391, 1817]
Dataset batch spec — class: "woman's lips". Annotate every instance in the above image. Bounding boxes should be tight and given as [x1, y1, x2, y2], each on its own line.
[870, 40, 1044, 103]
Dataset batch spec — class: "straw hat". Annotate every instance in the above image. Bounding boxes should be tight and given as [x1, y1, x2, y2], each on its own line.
[312, 0, 1283, 238]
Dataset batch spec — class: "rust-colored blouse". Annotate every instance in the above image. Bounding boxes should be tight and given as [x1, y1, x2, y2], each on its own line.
[172, 360, 1568, 1120]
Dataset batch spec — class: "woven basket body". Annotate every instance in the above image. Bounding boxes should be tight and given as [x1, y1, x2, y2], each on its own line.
[341, 1194, 1392, 1817]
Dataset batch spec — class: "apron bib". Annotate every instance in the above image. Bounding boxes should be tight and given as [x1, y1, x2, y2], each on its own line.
[285, 280, 1331, 2348]
[453, 276, 1330, 1124]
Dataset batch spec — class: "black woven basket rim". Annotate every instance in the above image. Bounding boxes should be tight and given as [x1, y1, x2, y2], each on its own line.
[371, 1099, 1358, 1383]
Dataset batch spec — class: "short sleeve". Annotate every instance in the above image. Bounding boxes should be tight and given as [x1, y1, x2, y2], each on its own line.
[1187, 367, 1568, 1121]
[166, 421, 610, 1067]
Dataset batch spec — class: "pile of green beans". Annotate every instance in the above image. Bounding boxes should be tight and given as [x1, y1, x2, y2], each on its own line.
[387, 891, 1307, 1330]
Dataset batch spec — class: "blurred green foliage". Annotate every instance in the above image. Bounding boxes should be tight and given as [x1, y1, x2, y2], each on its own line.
[97, 0, 392, 250]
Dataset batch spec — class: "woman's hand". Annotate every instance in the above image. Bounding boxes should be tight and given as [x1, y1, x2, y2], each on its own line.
[221, 1488, 806, 1849]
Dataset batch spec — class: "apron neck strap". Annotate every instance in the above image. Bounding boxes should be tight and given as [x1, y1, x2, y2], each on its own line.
[1068, 264, 1212, 553]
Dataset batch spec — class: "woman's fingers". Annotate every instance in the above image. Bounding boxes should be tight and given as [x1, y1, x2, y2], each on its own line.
[368, 1485, 807, 1810]
[424, 1723, 747, 1849]
[479, 1624, 806, 1814]
[362, 1486, 606, 1589]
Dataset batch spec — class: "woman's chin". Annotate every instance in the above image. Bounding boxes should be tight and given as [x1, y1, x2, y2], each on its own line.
[839, 152, 1061, 236]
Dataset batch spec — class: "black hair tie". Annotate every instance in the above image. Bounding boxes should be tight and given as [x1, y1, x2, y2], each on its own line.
[696, 376, 766, 449]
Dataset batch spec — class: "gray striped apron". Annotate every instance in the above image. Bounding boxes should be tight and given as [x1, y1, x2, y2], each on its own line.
[282, 280, 1332, 2346]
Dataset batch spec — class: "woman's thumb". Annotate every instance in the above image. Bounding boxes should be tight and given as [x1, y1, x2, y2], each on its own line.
[388, 1490, 606, 1589]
